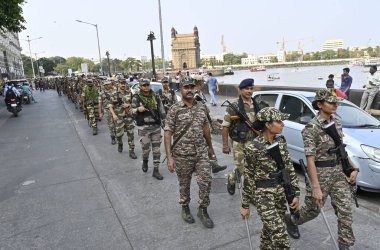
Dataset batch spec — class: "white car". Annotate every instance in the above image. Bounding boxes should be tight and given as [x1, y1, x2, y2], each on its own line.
[252, 90, 380, 192]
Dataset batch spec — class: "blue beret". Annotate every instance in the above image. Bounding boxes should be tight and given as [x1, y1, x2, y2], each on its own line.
[239, 78, 254, 89]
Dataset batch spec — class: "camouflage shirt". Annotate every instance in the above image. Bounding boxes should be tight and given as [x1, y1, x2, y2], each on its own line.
[242, 135, 300, 209]
[221, 97, 257, 139]
[302, 114, 343, 161]
[164, 100, 209, 157]
[99, 88, 113, 110]
[108, 90, 133, 116]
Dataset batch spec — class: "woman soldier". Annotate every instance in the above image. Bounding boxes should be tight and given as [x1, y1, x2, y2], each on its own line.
[287, 89, 357, 250]
[240, 107, 300, 250]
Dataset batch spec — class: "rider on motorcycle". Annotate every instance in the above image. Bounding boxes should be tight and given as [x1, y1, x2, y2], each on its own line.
[21, 82, 37, 103]
[3, 82, 21, 106]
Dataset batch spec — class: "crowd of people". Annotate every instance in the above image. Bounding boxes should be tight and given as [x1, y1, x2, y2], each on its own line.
[2, 65, 378, 249]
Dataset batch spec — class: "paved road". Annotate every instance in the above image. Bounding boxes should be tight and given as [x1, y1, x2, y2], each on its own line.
[0, 90, 379, 249]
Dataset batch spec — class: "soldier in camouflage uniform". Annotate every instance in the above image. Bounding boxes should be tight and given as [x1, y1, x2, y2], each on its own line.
[99, 80, 116, 144]
[129, 79, 166, 180]
[164, 79, 215, 228]
[109, 81, 137, 158]
[81, 79, 100, 135]
[240, 107, 300, 250]
[159, 78, 178, 114]
[287, 89, 357, 250]
[222, 78, 259, 195]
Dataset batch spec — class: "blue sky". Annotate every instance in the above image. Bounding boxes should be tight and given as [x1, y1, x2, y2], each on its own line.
[19, 0, 379, 59]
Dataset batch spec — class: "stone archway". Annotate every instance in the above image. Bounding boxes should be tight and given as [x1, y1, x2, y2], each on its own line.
[183, 62, 187, 69]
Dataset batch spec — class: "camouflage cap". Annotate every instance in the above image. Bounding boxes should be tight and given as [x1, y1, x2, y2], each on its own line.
[103, 80, 112, 85]
[86, 78, 93, 83]
[314, 89, 338, 103]
[180, 79, 196, 87]
[161, 77, 169, 83]
[139, 78, 150, 86]
[256, 107, 290, 122]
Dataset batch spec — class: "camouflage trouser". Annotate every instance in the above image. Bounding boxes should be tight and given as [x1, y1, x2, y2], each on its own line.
[114, 114, 125, 145]
[228, 140, 252, 184]
[104, 109, 115, 137]
[295, 166, 355, 248]
[174, 150, 211, 207]
[138, 125, 161, 167]
[86, 105, 97, 128]
[123, 116, 135, 151]
[254, 189, 289, 250]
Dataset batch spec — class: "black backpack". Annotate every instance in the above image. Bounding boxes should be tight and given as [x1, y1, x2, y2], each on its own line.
[5, 87, 16, 100]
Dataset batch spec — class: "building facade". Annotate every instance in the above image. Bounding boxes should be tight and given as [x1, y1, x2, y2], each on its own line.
[171, 27, 201, 70]
[321, 39, 344, 51]
[0, 32, 24, 79]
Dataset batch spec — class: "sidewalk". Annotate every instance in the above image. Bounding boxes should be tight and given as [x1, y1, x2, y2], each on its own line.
[0, 90, 378, 249]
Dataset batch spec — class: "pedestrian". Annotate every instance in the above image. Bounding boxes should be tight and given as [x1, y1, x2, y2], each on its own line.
[99, 80, 116, 144]
[339, 68, 352, 99]
[164, 79, 215, 228]
[360, 65, 380, 111]
[222, 78, 259, 195]
[286, 89, 358, 250]
[326, 79, 346, 98]
[240, 107, 300, 250]
[109, 81, 137, 159]
[39, 78, 45, 92]
[206, 73, 219, 106]
[129, 79, 166, 180]
[81, 79, 99, 135]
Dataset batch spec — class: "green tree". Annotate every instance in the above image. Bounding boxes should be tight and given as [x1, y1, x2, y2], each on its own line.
[37, 57, 56, 75]
[21, 54, 34, 78]
[0, 0, 26, 33]
[54, 64, 70, 76]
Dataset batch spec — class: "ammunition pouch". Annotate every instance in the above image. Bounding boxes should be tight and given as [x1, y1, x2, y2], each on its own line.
[135, 110, 160, 126]
[315, 160, 337, 168]
[229, 120, 249, 142]
[255, 178, 281, 188]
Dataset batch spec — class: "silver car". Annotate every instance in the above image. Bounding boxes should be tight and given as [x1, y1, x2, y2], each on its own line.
[252, 90, 380, 192]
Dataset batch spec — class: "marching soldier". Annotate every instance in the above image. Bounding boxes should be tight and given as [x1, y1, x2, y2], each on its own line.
[81, 79, 100, 135]
[164, 79, 215, 228]
[99, 80, 116, 144]
[129, 79, 166, 180]
[109, 80, 137, 158]
[286, 89, 357, 250]
[159, 78, 178, 114]
[222, 78, 259, 195]
[240, 107, 300, 250]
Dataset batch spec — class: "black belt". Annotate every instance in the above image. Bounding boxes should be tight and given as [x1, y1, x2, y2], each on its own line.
[315, 160, 337, 168]
[255, 179, 281, 188]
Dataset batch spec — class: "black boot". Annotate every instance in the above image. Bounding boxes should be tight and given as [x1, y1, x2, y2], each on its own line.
[142, 160, 148, 172]
[284, 214, 300, 239]
[211, 163, 227, 173]
[197, 207, 214, 228]
[227, 174, 235, 195]
[111, 136, 116, 145]
[152, 167, 163, 180]
[92, 127, 98, 135]
[118, 143, 123, 153]
[129, 150, 137, 159]
[181, 205, 195, 224]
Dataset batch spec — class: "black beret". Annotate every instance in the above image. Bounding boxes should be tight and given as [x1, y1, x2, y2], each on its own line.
[239, 78, 254, 89]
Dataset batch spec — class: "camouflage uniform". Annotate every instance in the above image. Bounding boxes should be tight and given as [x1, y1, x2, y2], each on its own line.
[294, 89, 355, 249]
[242, 108, 300, 250]
[160, 88, 178, 114]
[222, 98, 257, 185]
[109, 89, 135, 152]
[130, 82, 166, 179]
[164, 100, 211, 207]
[99, 86, 115, 139]
[81, 82, 100, 133]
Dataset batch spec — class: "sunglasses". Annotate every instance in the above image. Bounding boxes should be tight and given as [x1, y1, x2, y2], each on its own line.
[142, 84, 150, 87]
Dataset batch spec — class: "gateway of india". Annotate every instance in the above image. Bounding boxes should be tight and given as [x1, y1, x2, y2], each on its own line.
[171, 26, 201, 70]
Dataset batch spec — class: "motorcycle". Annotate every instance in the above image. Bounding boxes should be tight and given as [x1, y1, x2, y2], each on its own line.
[22, 92, 31, 104]
[6, 97, 22, 117]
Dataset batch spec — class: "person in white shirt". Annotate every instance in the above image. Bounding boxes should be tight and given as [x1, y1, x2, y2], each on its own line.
[360, 65, 380, 111]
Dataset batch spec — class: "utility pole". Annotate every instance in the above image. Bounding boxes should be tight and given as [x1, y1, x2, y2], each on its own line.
[147, 31, 156, 78]
[157, 0, 166, 73]
[105, 51, 111, 77]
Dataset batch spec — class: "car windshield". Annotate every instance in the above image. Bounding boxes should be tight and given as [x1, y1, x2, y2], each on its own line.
[307, 97, 380, 128]
[151, 84, 162, 93]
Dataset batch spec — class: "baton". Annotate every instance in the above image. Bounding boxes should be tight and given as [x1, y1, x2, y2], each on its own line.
[299, 159, 339, 250]
[235, 169, 254, 250]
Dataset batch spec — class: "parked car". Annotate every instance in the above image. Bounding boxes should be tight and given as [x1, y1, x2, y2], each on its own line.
[252, 90, 380, 192]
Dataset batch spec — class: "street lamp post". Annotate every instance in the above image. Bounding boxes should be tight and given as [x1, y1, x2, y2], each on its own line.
[157, 0, 166, 74]
[24, 35, 43, 79]
[147, 31, 156, 78]
[75, 20, 103, 75]
[105, 51, 111, 77]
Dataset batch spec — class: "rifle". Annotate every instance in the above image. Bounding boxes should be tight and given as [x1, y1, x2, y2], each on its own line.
[266, 142, 300, 219]
[323, 122, 359, 208]
[221, 99, 260, 136]
[136, 94, 164, 129]
[299, 159, 339, 250]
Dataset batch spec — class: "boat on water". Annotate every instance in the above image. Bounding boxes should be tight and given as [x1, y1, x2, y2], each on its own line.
[267, 73, 280, 81]
[317, 76, 323, 80]
[364, 58, 380, 67]
[250, 65, 266, 72]
[224, 67, 234, 75]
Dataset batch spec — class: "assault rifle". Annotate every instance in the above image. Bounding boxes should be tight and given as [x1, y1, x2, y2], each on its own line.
[221, 100, 260, 136]
[266, 142, 300, 219]
[323, 122, 359, 208]
[136, 94, 164, 129]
